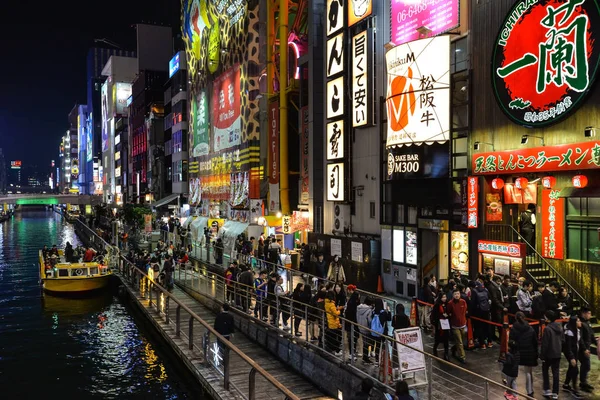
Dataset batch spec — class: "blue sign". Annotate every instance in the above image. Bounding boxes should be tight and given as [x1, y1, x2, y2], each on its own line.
[169, 53, 180, 78]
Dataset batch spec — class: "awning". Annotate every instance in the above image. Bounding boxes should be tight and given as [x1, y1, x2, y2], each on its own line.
[183, 216, 195, 229]
[150, 193, 179, 208]
[219, 221, 249, 251]
[558, 187, 600, 198]
[190, 216, 209, 240]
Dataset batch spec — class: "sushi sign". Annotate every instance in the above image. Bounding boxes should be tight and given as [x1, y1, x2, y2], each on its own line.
[492, 0, 600, 127]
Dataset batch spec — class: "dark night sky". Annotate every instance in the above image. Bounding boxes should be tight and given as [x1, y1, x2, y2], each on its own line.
[0, 0, 180, 172]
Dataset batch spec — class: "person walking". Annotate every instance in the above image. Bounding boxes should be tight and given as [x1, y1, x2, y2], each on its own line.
[447, 289, 468, 364]
[214, 303, 235, 353]
[563, 315, 584, 398]
[431, 293, 450, 360]
[510, 312, 538, 397]
[541, 310, 564, 399]
[579, 307, 596, 393]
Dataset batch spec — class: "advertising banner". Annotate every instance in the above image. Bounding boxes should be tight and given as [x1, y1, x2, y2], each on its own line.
[326, 32, 345, 78]
[269, 100, 280, 184]
[391, 0, 459, 46]
[478, 240, 526, 258]
[193, 91, 210, 157]
[394, 327, 426, 374]
[212, 64, 241, 152]
[491, 0, 600, 127]
[541, 189, 565, 259]
[352, 29, 371, 127]
[101, 82, 108, 152]
[467, 176, 478, 228]
[300, 106, 309, 204]
[386, 36, 450, 147]
[115, 82, 132, 116]
[326, 0, 345, 36]
[327, 162, 345, 202]
[474, 141, 600, 174]
[144, 214, 152, 233]
[348, 0, 372, 27]
[326, 120, 345, 160]
[385, 142, 449, 180]
[86, 113, 93, 162]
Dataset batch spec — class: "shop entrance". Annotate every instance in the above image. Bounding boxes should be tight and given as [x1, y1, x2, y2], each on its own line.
[418, 219, 449, 284]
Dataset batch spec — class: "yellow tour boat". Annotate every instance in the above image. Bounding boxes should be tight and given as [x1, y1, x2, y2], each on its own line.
[39, 249, 112, 294]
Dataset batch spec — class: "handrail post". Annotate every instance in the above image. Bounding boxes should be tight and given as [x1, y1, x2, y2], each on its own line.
[321, 313, 326, 349]
[176, 305, 181, 337]
[223, 346, 230, 390]
[341, 319, 346, 361]
[350, 321, 355, 365]
[249, 367, 257, 400]
[203, 331, 209, 365]
[290, 297, 295, 335]
[484, 381, 489, 399]
[149, 282, 153, 307]
[189, 316, 194, 350]
[305, 305, 309, 342]
[427, 353, 432, 398]
[165, 296, 170, 324]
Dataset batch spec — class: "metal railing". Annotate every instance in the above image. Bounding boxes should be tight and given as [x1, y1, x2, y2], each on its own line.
[175, 266, 536, 400]
[73, 220, 300, 400]
[485, 224, 589, 308]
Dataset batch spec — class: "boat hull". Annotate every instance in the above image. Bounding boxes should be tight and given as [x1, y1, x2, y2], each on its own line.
[42, 275, 111, 294]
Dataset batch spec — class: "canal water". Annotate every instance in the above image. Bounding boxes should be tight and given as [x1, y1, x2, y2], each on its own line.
[0, 210, 204, 399]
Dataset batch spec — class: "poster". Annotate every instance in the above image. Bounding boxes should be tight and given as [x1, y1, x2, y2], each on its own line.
[193, 91, 210, 157]
[541, 189, 565, 259]
[351, 241, 363, 262]
[494, 258, 510, 277]
[394, 327, 426, 374]
[144, 214, 152, 233]
[405, 231, 417, 265]
[450, 231, 469, 273]
[212, 64, 241, 152]
[486, 193, 503, 222]
[504, 183, 537, 205]
[331, 238, 342, 257]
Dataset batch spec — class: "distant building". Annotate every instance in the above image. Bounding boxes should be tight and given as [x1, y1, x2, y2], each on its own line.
[0, 149, 6, 193]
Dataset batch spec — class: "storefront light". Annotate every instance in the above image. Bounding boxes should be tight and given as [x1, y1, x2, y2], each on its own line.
[573, 175, 588, 188]
[542, 176, 556, 189]
[276, 211, 282, 218]
[515, 177, 528, 189]
[491, 178, 504, 190]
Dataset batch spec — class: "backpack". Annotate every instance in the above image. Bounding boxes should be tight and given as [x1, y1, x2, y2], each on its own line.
[371, 311, 385, 337]
[475, 288, 490, 312]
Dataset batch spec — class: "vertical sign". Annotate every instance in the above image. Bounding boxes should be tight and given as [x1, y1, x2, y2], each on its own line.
[467, 176, 478, 228]
[348, 0, 372, 27]
[144, 214, 152, 233]
[327, 163, 345, 201]
[300, 107, 310, 204]
[282, 215, 292, 234]
[352, 30, 369, 127]
[269, 101, 280, 212]
[326, 120, 345, 160]
[326, 32, 345, 78]
[327, 76, 345, 120]
[541, 189, 564, 260]
[326, 0, 344, 36]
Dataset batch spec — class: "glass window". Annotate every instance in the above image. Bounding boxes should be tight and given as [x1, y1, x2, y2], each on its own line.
[566, 197, 600, 261]
[393, 229, 405, 263]
[382, 229, 391, 260]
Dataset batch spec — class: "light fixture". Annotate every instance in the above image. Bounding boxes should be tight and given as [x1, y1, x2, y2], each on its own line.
[584, 126, 596, 137]
[276, 211, 282, 218]
[474, 141, 494, 151]
[521, 135, 544, 145]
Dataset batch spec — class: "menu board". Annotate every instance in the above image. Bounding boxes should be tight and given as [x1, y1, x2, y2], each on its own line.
[450, 231, 469, 273]
[406, 231, 418, 265]
[391, 0, 459, 46]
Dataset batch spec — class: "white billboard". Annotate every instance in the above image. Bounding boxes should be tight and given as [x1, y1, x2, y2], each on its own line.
[385, 36, 450, 147]
[115, 82, 132, 116]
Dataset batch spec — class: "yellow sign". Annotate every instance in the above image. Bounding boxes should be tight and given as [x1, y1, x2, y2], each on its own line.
[282, 215, 292, 234]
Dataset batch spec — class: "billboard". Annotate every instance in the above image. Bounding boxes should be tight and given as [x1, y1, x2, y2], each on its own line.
[101, 82, 108, 152]
[386, 36, 450, 147]
[169, 52, 180, 78]
[211, 64, 241, 152]
[11, 160, 21, 169]
[192, 91, 209, 157]
[86, 113, 93, 162]
[391, 0, 459, 46]
[115, 82, 132, 116]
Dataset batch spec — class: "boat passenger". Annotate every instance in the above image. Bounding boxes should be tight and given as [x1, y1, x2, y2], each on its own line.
[50, 245, 59, 257]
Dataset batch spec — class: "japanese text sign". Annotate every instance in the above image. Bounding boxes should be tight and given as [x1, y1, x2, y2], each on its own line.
[212, 64, 241, 152]
[492, 0, 600, 127]
[327, 76, 345, 119]
[300, 107, 310, 204]
[327, 0, 345, 36]
[467, 176, 478, 228]
[349, 0, 372, 27]
[391, 0, 460, 46]
[327, 120, 345, 160]
[352, 30, 371, 127]
[478, 240, 525, 258]
[327, 32, 345, 78]
[327, 162, 345, 202]
[541, 189, 565, 259]
[268, 101, 280, 185]
[473, 141, 600, 174]
[282, 215, 292, 234]
[386, 36, 450, 147]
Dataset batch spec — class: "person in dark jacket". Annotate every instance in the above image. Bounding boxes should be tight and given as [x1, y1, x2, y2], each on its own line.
[418, 277, 435, 331]
[487, 275, 506, 341]
[430, 293, 450, 360]
[531, 283, 547, 320]
[510, 312, 538, 397]
[237, 265, 255, 313]
[214, 303, 235, 351]
[556, 286, 573, 317]
[543, 281, 560, 315]
[371, 298, 391, 364]
[313, 253, 327, 281]
[470, 281, 492, 349]
[393, 380, 415, 400]
[64, 242, 74, 262]
[541, 310, 564, 398]
[349, 377, 373, 400]
[344, 285, 360, 357]
[563, 315, 584, 397]
[579, 307, 595, 393]
[501, 340, 520, 399]
[292, 282, 312, 337]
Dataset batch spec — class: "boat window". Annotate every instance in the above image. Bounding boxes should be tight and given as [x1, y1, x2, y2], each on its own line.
[89, 267, 99, 275]
[58, 269, 69, 277]
[71, 267, 87, 277]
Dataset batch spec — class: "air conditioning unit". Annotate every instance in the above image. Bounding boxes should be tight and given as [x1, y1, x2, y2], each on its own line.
[333, 204, 350, 233]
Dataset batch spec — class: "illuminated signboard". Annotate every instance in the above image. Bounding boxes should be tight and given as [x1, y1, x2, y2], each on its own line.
[541, 189, 565, 259]
[326, 32, 345, 78]
[348, 0, 372, 27]
[326, 120, 345, 160]
[391, 0, 459, 46]
[386, 142, 449, 180]
[467, 176, 478, 228]
[11, 160, 21, 169]
[327, 162, 345, 202]
[386, 36, 450, 147]
[86, 113, 93, 162]
[192, 91, 209, 157]
[492, 0, 600, 127]
[326, 76, 345, 119]
[101, 82, 108, 152]
[326, 0, 345, 36]
[169, 52, 180, 78]
[115, 82, 132, 116]
[352, 30, 371, 127]
[212, 64, 241, 152]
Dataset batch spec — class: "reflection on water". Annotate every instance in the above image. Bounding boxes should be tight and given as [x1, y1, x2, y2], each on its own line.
[0, 210, 203, 398]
